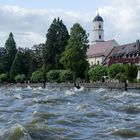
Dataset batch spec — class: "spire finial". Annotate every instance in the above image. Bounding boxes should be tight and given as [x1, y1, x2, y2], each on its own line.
[97, 9, 99, 16]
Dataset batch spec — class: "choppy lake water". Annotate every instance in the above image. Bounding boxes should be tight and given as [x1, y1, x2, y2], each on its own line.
[0, 86, 140, 140]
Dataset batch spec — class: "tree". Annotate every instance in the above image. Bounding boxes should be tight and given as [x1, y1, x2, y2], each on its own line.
[47, 70, 61, 83]
[30, 69, 44, 83]
[107, 64, 124, 80]
[124, 64, 138, 82]
[10, 48, 26, 81]
[59, 70, 73, 82]
[5, 32, 17, 73]
[60, 23, 89, 85]
[43, 18, 69, 72]
[15, 74, 26, 83]
[23, 47, 42, 79]
[22, 48, 34, 79]
[0, 48, 7, 73]
[0, 73, 8, 83]
[88, 65, 107, 82]
[32, 44, 43, 69]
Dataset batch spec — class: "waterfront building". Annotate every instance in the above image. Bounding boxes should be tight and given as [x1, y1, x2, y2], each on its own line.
[103, 40, 140, 66]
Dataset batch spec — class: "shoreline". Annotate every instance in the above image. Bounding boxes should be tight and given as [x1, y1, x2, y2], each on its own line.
[1, 82, 140, 91]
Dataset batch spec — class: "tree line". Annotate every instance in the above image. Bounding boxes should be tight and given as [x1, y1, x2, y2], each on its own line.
[0, 17, 138, 84]
[0, 18, 89, 84]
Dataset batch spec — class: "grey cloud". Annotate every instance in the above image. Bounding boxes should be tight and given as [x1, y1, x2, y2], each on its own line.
[0, 5, 92, 47]
[99, 0, 140, 44]
[0, 2, 140, 48]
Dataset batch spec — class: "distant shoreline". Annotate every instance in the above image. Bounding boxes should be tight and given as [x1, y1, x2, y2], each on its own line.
[1, 82, 140, 91]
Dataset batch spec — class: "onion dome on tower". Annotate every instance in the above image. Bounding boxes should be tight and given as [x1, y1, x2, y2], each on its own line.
[93, 14, 104, 22]
[92, 13, 104, 43]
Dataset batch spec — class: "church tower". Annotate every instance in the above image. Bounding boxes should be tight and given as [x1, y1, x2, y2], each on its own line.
[92, 13, 104, 43]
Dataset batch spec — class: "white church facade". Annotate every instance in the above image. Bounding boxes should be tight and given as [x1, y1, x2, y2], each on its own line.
[87, 14, 119, 66]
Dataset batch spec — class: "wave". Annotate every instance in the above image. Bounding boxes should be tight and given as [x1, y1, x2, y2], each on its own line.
[14, 87, 22, 91]
[111, 128, 139, 138]
[84, 112, 98, 117]
[65, 86, 85, 96]
[122, 91, 140, 98]
[13, 94, 22, 99]
[101, 90, 140, 102]
[0, 124, 32, 140]
[65, 90, 75, 96]
[119, 105, 140, 114]
[95, 88, 107, 93]
[26, 86, 32, 90]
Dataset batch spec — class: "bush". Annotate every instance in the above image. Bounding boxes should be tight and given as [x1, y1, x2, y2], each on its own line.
[47, 70, 61, 82]
[59, 70, 73, 82]
[88, 65, 107, 82]
[0, 73, 8, 83]
[137, 79, 140, 83]
[108, 64, 124, 79]
[15, 74, 26, 83]
[124, 64, 138, 82]
[115, 72, 127, 83]
[30, 69, 44, 82]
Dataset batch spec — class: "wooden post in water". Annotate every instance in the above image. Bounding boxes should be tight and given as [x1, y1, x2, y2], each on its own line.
[73, 72, 76, 87]
[43, 76, 46, 88]
[124, 80, 127, 91]
[43, 81, 46, 88]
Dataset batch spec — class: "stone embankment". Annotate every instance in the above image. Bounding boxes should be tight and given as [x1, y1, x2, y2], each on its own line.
[13, 82, 140, 91]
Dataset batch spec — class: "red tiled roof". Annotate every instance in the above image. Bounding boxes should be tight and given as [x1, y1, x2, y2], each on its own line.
[87, 40, 115, 58]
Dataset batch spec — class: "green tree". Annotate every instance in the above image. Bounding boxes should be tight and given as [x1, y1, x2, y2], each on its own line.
[88, 65, 107, 82]
[0, 73, 8, 83]
[59, 70, 73, 82]
[0, 48, 7, 73]
[23, 48, 42, 79]
[22, 48, 33, 79]
[124, 64, 138, 82]
[47, 70, 61, 83]
[32, 44, 43, 69]
[107, 64, 124, 80]
[15, 74, 26, 83]
[60, 23, 89, 85]
[30, 69, 44, 83]
[43, 18, 69, 72]
[5, 32, 17, 73]
[115, 72, 127, 83]
[10, 48, 26, 81]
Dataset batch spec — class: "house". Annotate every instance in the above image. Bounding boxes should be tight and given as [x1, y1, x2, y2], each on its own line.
[103, 40, 140, 66]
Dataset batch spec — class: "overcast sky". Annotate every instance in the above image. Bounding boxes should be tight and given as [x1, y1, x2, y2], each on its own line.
[0, 0, 140, 48]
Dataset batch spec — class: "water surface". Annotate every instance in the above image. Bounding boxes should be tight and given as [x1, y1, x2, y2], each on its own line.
[0, 86, 140, 140]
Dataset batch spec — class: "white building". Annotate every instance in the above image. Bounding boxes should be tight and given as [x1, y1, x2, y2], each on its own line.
[87, 14, 119, 66]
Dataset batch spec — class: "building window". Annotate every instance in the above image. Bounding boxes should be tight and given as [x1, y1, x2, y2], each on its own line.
[97, 61, 100, 65]
[99, 35, 101, 39]
[99, 25, 101, 28]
